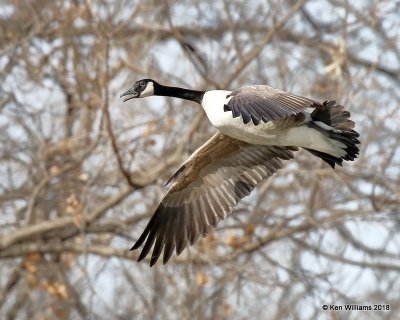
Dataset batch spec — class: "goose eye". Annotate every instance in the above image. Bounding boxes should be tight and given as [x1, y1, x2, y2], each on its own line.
[140, 81, 146, 87]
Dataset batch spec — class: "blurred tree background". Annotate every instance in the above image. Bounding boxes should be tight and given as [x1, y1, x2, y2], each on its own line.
[1, 0, 399, 319]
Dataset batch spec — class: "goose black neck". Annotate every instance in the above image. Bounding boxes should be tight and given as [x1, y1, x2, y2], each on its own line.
[154, 84, 205, 104]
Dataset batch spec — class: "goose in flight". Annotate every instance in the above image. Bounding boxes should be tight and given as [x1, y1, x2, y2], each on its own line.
[120, 79, 360, 266]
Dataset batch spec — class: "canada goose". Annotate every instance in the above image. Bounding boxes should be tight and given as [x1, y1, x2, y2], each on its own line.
[120, 79, 360, 266]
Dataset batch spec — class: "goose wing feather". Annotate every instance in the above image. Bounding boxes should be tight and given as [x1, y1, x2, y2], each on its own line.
[131, 132, 297, 266]
[226, 85, 321, 125]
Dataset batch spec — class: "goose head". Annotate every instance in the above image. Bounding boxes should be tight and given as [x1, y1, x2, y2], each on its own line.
[120, 79, 157, 101]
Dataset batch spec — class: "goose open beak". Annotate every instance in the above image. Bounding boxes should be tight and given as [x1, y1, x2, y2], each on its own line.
[120, 88, 139, 102]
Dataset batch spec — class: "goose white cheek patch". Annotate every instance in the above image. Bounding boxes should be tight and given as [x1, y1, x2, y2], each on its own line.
[140, 82, 154, 97]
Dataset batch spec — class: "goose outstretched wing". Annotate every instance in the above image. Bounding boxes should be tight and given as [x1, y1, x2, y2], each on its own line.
[131, 132, 297, 266]
[225, 85, 321, 125]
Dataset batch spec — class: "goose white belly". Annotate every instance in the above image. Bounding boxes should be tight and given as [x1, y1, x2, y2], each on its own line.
[202, 90, 289, 145]
[214, 114, 280, 144]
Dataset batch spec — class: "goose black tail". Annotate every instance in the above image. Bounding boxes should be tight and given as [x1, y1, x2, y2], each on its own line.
[304, 101, 360, 169]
